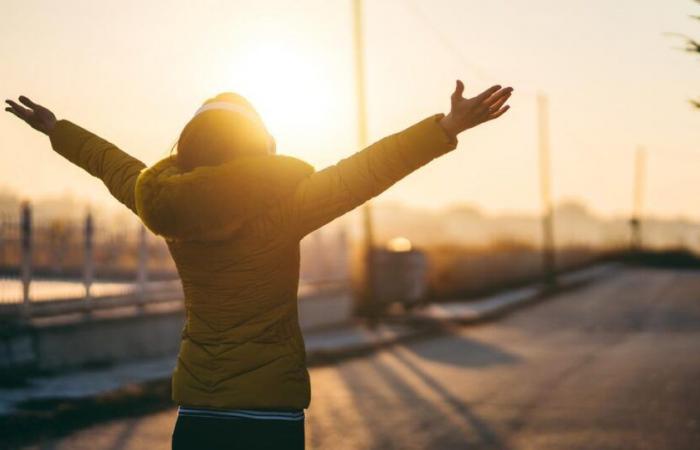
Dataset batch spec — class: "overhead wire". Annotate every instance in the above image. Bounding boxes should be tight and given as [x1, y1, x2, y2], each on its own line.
[399, 0, 539, 97]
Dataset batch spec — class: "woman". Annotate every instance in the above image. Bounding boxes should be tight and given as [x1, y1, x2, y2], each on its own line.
[5, 80, 512, 449]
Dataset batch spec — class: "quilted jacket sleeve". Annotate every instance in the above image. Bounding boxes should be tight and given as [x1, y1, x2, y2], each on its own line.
[49, 120, 147, 215]
[287, 114, 457, 238]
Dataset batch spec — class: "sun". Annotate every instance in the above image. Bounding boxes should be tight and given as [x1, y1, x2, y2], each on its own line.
[227, 41, 337, 149]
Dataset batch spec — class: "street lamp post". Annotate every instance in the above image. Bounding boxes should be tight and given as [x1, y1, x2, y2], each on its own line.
[537, 93, 556, 285]
[352, 0, 377, 318]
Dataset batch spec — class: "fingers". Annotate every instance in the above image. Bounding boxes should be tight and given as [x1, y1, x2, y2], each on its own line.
[486, 105, 510, 121]
[451, 80, 465, 108]
[488, 91, 511, 113]
[18, 96, 39, 109]
[452, 80, 464, 99]
[484, 87, 513, 108]
[4, 107, 22, 119]
[474, 85, 502, 103]
[479, 86, 513, 122]
[4, 99, 31, 119]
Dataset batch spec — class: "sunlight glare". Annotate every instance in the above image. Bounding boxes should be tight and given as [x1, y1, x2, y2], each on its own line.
[229, 41, 336, 148]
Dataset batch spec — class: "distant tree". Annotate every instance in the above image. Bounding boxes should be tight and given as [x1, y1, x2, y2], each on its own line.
[670, 1, 700, 107]
[688, 1, 700, 108]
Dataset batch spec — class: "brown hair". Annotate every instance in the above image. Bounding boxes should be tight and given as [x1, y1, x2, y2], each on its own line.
[174, 93, 274, 172]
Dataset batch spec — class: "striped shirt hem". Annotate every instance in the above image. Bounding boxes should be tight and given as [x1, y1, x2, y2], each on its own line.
[178, 406, 305, 422]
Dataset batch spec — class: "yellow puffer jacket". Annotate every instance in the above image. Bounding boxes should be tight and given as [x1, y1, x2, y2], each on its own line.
[49, 114, 456, 410]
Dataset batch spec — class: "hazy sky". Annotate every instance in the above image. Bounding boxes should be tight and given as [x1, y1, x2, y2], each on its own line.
[2, 0, 699, 219]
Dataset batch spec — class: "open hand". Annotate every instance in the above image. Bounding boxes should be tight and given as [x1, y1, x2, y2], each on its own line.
[439, 80, 512, 140]
[5, 96, 57, 135]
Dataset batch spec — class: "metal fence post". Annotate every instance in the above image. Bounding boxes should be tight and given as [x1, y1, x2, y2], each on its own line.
[0, 213, 5, 267]
[83, 211, 94, 311]
[337, 227, 349, 283]
[20, 202, 32, 320]
[137, 224, 148, 311]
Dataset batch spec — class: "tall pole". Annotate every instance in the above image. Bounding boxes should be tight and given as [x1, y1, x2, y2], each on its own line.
[630, 147, 646, 251]
[537, 93, 556, 285]
[352, 0, 376, 317]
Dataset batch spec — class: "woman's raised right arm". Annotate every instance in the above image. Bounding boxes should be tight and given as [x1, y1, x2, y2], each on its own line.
[5, 96, 146, 214]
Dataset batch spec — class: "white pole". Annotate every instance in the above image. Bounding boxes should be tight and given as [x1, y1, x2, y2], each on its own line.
[537, 93, 556, 284]
[352, 0, 377, 317]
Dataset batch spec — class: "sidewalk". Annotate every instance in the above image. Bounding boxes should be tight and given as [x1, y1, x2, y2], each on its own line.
[416, 263, 619, 323]
[0, 263, 619, 417]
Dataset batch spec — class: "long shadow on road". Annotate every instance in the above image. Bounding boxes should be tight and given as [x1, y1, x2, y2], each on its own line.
[387, 345, 512, 449]
[406, 333, 519, 368]
[326, 332, 517, 450]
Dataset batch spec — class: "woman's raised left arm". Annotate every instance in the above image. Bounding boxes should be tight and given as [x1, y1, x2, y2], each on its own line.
[283, 81, 513, 238]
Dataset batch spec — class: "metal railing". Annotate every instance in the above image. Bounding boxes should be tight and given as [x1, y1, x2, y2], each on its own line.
[0, 202, 351, 322]
[0, 202, 181, 320]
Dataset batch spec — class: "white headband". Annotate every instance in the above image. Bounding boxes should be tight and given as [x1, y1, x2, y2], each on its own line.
[193, 101, 265, 126]
[193, 101, 274, 152]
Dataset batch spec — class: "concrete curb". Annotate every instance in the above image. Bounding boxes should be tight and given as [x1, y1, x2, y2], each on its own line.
[307, 263, 621, 365]
[414, 263, 620, 326]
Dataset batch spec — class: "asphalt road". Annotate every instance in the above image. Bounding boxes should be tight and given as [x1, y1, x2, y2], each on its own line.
[20, 267, 700, 449]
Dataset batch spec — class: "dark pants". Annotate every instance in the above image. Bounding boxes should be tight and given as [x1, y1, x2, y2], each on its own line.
[172, 415, 305, 450]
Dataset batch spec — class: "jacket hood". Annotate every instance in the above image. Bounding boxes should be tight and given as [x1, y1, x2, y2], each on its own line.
[135, 155, 314, 241]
